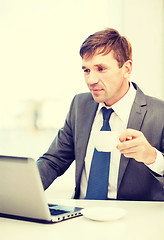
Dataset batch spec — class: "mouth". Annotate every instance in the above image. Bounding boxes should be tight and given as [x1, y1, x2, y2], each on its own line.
[90, 88, 103, 93]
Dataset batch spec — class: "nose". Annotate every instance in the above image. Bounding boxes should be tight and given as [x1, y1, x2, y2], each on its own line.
[86, 71, 99, 85]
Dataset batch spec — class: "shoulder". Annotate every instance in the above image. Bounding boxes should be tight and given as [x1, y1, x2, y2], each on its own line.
[66, 92, 98, 127]
[146, 95, 164, 110]
[133, 82, 164, 110]
[71, 92, 94, 107]
[74, 92, 93, 102]
[68, 92, 98, 119]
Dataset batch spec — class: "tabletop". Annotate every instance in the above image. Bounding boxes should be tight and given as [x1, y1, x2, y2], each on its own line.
[0, 196, 164, 240]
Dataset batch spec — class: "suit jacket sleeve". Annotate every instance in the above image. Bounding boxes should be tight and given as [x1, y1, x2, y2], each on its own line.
[37, 95, 76, 190]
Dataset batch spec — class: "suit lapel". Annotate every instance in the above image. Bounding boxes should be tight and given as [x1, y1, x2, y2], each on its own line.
[75, 96, 98, 186]
[79, 97, 98, 155]
[117, 84, 148, 191]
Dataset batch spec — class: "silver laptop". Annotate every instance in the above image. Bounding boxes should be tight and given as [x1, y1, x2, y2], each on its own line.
[0, 155, 83, 223]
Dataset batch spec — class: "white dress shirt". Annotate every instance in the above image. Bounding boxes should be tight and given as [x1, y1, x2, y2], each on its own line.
[79, 82, 164, 199]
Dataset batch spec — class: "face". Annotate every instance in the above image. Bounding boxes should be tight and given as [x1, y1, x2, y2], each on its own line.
[82, 50, 132, 106]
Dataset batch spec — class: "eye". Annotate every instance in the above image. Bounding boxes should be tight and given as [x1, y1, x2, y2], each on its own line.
[98, 66, 105, 72]
[83, 68, 90, 73]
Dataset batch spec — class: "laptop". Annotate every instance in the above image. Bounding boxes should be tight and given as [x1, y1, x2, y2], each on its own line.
[0, 155, 83, 223]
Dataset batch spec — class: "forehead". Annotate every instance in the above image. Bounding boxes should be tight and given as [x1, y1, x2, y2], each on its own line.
[82, 50, 117, 67]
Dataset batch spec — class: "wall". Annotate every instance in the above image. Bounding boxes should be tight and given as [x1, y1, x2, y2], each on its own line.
[109, 0, 164, 99]
[0, 0, 163, 198]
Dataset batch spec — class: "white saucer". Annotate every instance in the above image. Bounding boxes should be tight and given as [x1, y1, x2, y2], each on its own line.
[82, 206, 126, 222]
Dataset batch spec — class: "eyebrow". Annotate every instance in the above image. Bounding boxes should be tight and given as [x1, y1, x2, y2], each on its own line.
[82, 66, 87, 69]
[95, 63, 108, 67]
[82, 64, 107, 69]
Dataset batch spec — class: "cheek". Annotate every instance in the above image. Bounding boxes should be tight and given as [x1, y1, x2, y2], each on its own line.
[100, 74, 111, 85]
[102, 74, 115, 87]
[84, 75, 88, 84]
[103, 75, 121, 92]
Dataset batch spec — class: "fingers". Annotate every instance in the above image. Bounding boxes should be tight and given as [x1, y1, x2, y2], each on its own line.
[117, 129, 156, 164]
[118, 129, 143, 143]
[117, 130, 142, 152]
[117, 129, 143, 156]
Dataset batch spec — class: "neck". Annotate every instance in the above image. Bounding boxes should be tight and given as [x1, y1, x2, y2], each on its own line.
[105, 80, 130, 106]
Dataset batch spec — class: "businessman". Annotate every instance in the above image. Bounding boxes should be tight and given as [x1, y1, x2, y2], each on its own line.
[37, 28, 164, 201]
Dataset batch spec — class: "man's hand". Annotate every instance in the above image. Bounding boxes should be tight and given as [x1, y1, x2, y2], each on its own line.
[117, 129, 156, 165]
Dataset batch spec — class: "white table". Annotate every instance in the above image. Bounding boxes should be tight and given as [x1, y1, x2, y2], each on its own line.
[0, 197, 164, 240]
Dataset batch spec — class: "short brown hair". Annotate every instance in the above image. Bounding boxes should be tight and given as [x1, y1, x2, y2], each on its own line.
[79, 28, 132, 68]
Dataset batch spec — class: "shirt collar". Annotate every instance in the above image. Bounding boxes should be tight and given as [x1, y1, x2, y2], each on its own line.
[98, 81, 136, 123]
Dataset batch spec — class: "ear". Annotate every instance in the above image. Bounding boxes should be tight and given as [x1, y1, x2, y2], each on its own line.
[123, 60, 132, 78]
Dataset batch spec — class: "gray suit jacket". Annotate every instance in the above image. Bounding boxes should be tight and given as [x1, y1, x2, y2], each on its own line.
[37, 82, 164, 201]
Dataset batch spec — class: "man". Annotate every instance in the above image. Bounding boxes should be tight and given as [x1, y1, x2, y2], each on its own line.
[37, 28, 164, 201]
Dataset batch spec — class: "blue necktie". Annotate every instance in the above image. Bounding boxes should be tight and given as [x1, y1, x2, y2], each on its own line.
[85, 107, 114, 200]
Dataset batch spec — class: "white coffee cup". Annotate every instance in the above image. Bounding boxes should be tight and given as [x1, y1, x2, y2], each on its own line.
[92, 131, 120, 152]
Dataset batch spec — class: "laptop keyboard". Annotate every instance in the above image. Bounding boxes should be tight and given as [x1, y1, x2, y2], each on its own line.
[49, 208, 68, 216]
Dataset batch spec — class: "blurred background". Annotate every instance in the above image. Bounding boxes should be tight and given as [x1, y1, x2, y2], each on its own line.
[0, 0, 163, 198]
